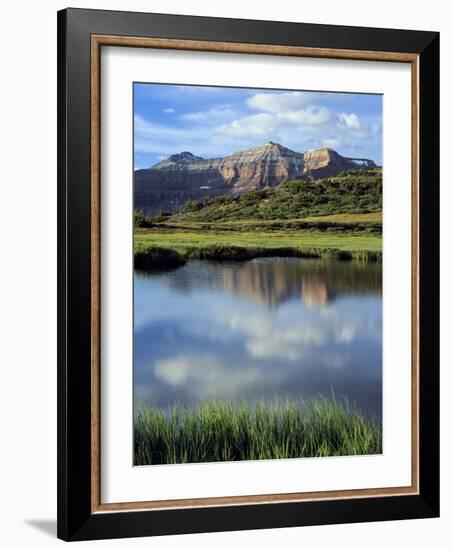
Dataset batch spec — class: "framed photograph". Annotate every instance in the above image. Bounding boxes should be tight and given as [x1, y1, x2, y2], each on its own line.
[57, 8, 439, 541]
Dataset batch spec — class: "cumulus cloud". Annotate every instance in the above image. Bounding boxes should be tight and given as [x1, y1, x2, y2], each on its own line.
[216, 106, 331, 138]
[278, 106, 330, 126]
[163, 107, 175, 113]
[336, 112, 372, 140]
[216, 91, 339, 145]
[338, 112, 361, 129]
[246, 91, 311, 113]
[246, 92, 331, 128]
[217, 113, 277, 138]
[180, 105, 236, 121]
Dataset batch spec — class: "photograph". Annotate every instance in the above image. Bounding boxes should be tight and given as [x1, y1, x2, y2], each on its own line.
[132, 83, 383, 466]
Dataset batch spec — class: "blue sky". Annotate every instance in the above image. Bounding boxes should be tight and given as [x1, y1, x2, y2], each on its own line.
[134, 83, 382, 169]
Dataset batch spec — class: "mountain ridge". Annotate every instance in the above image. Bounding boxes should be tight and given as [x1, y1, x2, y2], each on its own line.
[134, 142, 378, 215]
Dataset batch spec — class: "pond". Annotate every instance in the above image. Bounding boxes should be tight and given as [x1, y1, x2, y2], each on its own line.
[134, 257, 382, 419]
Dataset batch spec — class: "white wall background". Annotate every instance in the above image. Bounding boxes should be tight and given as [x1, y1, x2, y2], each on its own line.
[0, 0, 448, 547]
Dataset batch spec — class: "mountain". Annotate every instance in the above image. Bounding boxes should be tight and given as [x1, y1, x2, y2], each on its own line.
[134, 142, 377, 215]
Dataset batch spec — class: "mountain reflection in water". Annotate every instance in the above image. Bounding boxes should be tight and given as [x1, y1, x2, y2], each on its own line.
[137, 257, 382, 308]
[134, 258, 382, 419]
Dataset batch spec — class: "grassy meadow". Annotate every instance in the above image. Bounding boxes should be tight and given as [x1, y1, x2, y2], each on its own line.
[134, 170, 383, 269]
[134, 215, 382, 270]
[135, 222, 382, 254]
[134, 397, 382, 465]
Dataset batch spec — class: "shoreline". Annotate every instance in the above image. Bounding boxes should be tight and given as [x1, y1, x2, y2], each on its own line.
[134, 243, 382, 272]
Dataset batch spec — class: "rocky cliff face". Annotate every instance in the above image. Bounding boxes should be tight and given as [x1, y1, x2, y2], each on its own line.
[134, 142, 377, 215]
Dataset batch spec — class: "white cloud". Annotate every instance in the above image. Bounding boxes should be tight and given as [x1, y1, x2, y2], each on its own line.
[245, 92, 331, 127]
[246, 91, 311, 113]
[217, 113, 277, 138]
[278, 106, 330, 126]
[180, 105, 236, 121]
[338, 112, 361, 129]
[216, 103, 331, 142]
[163, 107, 175, 113]
[336, 112, 370, 140]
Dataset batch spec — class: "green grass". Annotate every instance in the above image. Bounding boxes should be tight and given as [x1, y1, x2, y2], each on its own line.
[301, 212, 382, 224]
[134, 225, 382, 269]
[134, 397, 382, 465]
[135, 222, 382, 253]
[156, 217, 382, 234]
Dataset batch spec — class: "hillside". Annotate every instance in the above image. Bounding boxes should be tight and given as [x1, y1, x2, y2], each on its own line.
[167, 168, 382, 223]
[134, 142, 378, 215]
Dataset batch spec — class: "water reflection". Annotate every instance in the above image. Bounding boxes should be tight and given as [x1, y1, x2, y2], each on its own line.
[134, 258, 382, 418]
[138, 258, 381, 308]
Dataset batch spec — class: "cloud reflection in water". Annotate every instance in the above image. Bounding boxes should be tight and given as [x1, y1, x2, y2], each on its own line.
[134, 258, 382, 417]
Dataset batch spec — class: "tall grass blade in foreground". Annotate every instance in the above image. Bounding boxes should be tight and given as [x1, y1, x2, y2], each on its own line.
[134, 397, 382, 465]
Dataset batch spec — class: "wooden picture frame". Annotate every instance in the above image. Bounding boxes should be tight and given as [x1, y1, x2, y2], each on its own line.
[57, 7, 439, 541]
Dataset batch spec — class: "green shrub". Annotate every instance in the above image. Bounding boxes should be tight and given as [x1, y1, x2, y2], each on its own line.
[134, 209, 153, 228]
[171, 169, 382, 222]
[134, 246, 186, 271]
